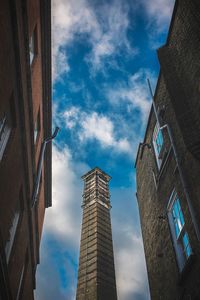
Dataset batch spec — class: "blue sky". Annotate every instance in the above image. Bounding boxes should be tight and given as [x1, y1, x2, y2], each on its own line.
[35, 0, 175, 299]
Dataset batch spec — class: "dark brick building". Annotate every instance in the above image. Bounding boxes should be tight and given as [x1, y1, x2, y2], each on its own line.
[76, 167, 117, 300]
[135, 0, 200, 299]
[0, 0, 51, 299]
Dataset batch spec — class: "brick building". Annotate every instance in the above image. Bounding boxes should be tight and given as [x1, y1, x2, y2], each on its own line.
[0, 0, 51, 299]
[135, 0, 200, 299]
[76, 167, 117, 300]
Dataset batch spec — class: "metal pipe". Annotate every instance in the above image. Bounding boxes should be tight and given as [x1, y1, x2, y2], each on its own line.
[32, 126, 59, 207]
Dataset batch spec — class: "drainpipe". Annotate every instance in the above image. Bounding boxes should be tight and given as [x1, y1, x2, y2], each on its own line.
[148, 79, 200, 241]
[32, 126, 59, 207]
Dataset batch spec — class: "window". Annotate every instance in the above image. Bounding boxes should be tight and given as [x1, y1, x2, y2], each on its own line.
[34, 109, 40, 144]
[29, 26, 37, 65]
[16, 263, 25, 300]
[167, 190, 192, 271]
[5, 200, 20, 262]
[16, 249, 28, 300]
[0, 113, 12, 161]
[5, 187, 23, 262]
[152, 122, 164, 168]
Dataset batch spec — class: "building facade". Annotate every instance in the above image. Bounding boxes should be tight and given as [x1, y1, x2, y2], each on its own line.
[76, 167, 117, 300]
[135, 0, 200, 299]
[0, 0, 51, 299]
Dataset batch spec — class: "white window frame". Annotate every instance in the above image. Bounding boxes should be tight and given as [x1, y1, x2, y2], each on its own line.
[152, 122, 164, 168]
[167, 189, 192, 271]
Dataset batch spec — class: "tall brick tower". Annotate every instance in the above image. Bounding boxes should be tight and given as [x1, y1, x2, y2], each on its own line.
[76, 167, 117, 300]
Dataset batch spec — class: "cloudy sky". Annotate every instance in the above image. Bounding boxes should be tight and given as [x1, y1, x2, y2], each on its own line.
[35, 0, 175, 299]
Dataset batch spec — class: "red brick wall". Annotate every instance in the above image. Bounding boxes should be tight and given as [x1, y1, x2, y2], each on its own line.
[0, 0, 51, 298]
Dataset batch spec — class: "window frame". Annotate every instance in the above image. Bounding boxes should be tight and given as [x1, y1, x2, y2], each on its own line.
[167, 189, 192, 272]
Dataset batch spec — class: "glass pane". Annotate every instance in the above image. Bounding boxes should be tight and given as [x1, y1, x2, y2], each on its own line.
[185, 244, 192, 258]
[29, 32, 35, 64]
[177, 218, 182, 233]
[156, 131, 163, 153]
[34, 122, 38, 143]
[183, 232, 192, 259]
[34, 111, 40, 144]
[5, 204, 20, 262]
[179, 211, 185, 227]
[176, 198, 181, 210]
[0, 114, 11, 160]
[173, 202, 179, 218]
[153, 123, 163, 155]
[183, 233, 188, 246]
[172, 198, 185, 236]
[175, 222, 180, 238]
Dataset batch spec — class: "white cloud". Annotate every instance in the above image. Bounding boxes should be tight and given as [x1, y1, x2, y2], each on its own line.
[59, 106, 132, 154]
[111, 187, 150, 300]
[115, 230, 149, 300]
[35, 144, 86, 300]
[63, 107, 80, 129]
[140, 0, 175, 48]
[80, 112, 131, 153]
[86, 1, 135, 71]
[35, 145, 149, 299]
[52, 0, 134, 81]
[142, 0, 175, 30]
[43, 144, 86, 247]
[106, 69, 155, 124]
[52, 47, 70, 83]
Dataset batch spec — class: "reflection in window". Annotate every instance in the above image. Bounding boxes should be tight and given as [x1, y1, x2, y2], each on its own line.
[0, 113, 11, 161]
[29, 27, 37, 65]
[168, 190, 192, 271]
[5, 199, 20, 262]
[172, 197, 184, 238]
[34, 110, 40, 144]
[153, 122, 164, 168]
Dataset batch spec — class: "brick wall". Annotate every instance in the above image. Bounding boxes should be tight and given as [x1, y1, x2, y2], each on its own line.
[136, 1, 200, 298]
[0, 0, 51, 298]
